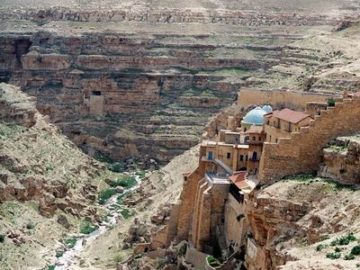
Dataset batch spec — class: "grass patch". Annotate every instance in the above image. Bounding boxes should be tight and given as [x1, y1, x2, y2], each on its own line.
[108, 176, 137, 188]
[117, 193, 127, 205]
[56, 250, 64, 258]
[120, 208, 134, 219]
[344, 253, 355, 260]
[107, 162, 126, 173]
[331, 233, 356, 246]
[63, 237, 77, 248]
[98, 188, 117, 205]
[326, 252, 341, 259]
[206, 255, 221, 268]
[285, 174, 357, 191]
[80, 221, 98, 235]
[136, 170, 146, 178]
[47, 265, 55, 270]
[316, 243, 327, 251]
[94, 151, 114, 163]
[114, 254, 123, 263]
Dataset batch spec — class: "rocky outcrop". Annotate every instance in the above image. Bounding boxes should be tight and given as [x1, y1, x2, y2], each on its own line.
[0, 83, 101, 217]
[319, 136, 360, 185]
[244, 177, 360, 270]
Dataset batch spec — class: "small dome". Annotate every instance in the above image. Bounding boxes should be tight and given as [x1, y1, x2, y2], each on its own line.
[262, 105, 273, 113]
[242, 106, 267, 126]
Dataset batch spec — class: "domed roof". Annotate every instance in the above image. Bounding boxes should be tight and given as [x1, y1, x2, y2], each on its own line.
[242, 106, 267, 126]
[262, 105, 273, 113]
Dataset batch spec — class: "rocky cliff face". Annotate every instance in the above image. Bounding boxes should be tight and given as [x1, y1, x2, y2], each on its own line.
[320, 135, 360, 185]
[1, 0, 359, 164]
[244, 176, 360, 270]
[0, 83, 108, 269]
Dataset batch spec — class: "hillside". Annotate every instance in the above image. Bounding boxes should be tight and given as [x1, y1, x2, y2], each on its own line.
[0, 83, 110, 269]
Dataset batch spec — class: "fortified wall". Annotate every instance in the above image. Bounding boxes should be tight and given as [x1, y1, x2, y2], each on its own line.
[259, 95, 360, 182]
[237, 88, 331, 110]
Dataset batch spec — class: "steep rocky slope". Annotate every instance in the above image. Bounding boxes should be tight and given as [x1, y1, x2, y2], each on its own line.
[0, 83, 111, 269]
[245, 175, 360, 270]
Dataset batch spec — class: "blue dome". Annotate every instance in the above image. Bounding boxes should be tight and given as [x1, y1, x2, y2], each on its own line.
[262, 105, 273, 113]
[242, 106, 267, 125]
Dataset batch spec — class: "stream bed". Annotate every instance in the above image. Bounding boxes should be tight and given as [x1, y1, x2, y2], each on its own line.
[53, 172, 142, 270]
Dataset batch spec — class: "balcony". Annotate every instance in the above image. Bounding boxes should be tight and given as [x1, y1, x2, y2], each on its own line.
[205, 172, 230, 185]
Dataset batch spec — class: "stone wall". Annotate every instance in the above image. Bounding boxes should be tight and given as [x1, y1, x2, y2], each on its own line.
[224, 193, 247, 249]
[237, 88, 332, 111]
[176, 165, 205, 241]
[259, 96, 360, 182]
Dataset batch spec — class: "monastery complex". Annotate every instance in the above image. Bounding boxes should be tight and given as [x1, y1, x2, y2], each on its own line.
[146, 89, 360, 270]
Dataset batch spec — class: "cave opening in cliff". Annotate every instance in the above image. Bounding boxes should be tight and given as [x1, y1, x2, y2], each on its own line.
[15, 38, 32, 67]
[91, 90, 102, 96]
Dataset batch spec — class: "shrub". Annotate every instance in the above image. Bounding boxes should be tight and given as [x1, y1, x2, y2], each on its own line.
[47, 265, 55, 270]
[108, 162, 125, 173]
[327, 98, 336, 107]
[98, 188, 117, 205]
[109, 176, 137, 188]
[351, 245, 360, 255]
[326, 252, 341, 259]
[26, 222, 35, 230]
[316, 244, 327, 251]
[114, 254, 123, 263]
[0, 234, 5, 243]
[334, 247, 342, 252]
[331, 233, 356, 246]
[207, 256, 221, 267]
[80, 221, 98, 235]
[63, 237, 77, 248]
[120, 208, 134, 219]
[344, 253, 355, 260]
[56, 250, 64, 258]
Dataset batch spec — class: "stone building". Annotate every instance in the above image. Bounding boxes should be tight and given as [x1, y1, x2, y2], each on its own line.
[264, 108, 312, 143]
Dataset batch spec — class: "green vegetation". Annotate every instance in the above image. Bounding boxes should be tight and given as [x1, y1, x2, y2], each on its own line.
[26, 221, 35, 230]
[108, 176, 137, 188]
[0, 234, 5, 243]
[344, 253, 355, 260]
[108, 162, 125, 173]
[316, 243, 327, 251]
[80, 220, 98, 234]
[327, 98, 336, 107]
[117, 193, 127, 205]
[351, 245, 360, 255]
[285, 174, 357, 191]
[206, 256, 221, 268]
[63, 237, 77, 248]
[47, 265, 55, 270]
[326, 252, 341, 259]
[98, 188, 117, 205]
[136, 170, 146, 178]
[56, 250, 64, 258]
[331, 233, 356, 246]
[120, 208, 134, 219]
[113, 254, 123, 263]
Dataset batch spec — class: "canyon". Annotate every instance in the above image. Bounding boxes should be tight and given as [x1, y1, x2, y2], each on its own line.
[1, 1, 360, 270]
